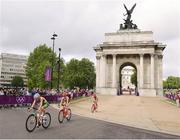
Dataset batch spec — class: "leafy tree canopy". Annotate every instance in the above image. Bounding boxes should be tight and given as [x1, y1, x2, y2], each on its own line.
[26, 44, 65, 89]
[62, 58, 96, 89]
[26, 44, 95, 90]
[163, 76, 180, 89]
[11, 76, 24, 88]
[131, 69, 137, 87]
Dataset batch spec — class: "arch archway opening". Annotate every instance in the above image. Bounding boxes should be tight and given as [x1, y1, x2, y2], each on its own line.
[119, 62, 138, 96]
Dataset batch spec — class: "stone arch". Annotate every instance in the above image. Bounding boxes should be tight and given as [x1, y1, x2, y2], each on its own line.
[94, 30, 165, 96]
[116, 55, 140, 90]
[118, 62, 138, 95]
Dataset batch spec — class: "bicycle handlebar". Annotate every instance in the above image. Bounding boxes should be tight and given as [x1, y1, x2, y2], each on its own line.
[27, 107, 38, 112]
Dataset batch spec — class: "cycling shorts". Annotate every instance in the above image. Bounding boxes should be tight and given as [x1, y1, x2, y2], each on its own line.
[42, 101, 49, 109]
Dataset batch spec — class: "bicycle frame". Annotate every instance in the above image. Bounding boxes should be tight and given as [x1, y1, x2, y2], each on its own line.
[93, 101, 98, 108]
[29, 108, 43, 123]
[61, 106, 68, 117]
[58, 105, 71, 124]
[91, 101, 98, 113]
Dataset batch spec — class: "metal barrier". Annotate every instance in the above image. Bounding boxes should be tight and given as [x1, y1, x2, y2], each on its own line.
[165, 94, 176, 101]
[0, 92, 90, 106]
[0, 95, 62, 105]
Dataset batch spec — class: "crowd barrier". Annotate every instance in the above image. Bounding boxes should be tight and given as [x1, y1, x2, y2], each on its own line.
[0, 95, 61, 105]
[165, 93, 176, 101]
[0, 92, 90, 106]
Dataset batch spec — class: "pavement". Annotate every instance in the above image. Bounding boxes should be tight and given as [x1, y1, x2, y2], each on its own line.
[0, 107, 179, 139]
[51, 95, 180, 136]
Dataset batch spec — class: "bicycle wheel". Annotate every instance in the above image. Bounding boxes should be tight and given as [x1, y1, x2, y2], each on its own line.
[58, 110, 64, 123]
[42, 112, 51, 129]
[66, 108, 72, 121]
[91, 104, 95, 113]
[25, 114, 37, 132]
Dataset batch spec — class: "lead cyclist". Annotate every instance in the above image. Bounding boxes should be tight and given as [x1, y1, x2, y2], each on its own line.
[29, 93, 49, 127]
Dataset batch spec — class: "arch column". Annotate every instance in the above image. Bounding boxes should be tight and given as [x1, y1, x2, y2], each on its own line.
[150, 54, 155, 88]
[158, 54, 163, 95]
[101, 54, 106, 87]
[96, 56, 101, 88]
[112, 54, 117, 88]
[139, 54, 144, 88]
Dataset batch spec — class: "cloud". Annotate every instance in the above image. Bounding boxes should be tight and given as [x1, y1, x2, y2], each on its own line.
[163, 38, 180, 78]
[0, 0, 180, 78]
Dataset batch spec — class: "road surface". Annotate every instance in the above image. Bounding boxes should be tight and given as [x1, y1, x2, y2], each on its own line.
[0, 107, 179, 139]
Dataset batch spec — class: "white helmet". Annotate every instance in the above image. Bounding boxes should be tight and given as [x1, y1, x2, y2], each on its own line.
[33, 93, 40, 99]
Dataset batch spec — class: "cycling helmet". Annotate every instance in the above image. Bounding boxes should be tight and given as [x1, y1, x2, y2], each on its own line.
[33, 93, 40, 99]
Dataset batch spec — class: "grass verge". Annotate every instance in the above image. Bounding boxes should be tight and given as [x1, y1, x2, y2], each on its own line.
[162, 98, 177, 106]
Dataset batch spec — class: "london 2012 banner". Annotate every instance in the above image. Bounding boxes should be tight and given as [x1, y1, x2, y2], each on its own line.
[45, 66, 52, 81]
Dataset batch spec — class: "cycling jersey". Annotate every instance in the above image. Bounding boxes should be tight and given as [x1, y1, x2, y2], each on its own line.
[34, 97, 49, 109]
[42, 99, 49, 108]
[61, 96, 69, 106]
[93, 94, 98, 101]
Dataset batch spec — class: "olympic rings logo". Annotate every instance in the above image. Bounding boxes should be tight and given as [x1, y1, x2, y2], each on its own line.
[16, 96, 26, 104]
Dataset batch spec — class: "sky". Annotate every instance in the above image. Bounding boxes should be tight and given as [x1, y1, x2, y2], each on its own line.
[0, 0, 180, 79]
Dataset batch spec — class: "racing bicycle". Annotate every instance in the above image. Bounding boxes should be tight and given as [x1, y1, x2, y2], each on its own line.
[25, 107, 51, 132]
[58, 105, 71, 123]
[91, 102, 98, 113]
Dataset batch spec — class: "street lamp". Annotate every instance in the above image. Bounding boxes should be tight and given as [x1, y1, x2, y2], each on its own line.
[51, 32, 58, 89]
[57, 48, 61, 92]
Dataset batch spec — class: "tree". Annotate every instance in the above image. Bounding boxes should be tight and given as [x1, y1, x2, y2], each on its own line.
[163, 76, 180, 89]
[26, 44, 65, 89]
[11, 76, 24, 88]
[131, 69, 137, 87]
[62, 58, 96, 89]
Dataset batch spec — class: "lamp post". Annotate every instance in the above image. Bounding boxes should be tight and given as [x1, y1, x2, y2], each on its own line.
[57, 48, 61, 92]
[50, 33, 58, 89]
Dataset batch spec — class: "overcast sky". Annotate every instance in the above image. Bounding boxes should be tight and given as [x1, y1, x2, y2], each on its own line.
[0, 0, 180, 79]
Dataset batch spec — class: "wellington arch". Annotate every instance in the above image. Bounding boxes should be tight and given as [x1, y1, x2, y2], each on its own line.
[94, 4, 166, 96]
[94, 30, 166, 96]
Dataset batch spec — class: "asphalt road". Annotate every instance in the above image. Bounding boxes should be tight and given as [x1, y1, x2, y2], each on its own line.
[0, 106, 179, 139]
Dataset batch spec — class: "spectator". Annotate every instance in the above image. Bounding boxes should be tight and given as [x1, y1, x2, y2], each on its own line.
[0, 89, 4, 95]
[175, 92, 180, 107]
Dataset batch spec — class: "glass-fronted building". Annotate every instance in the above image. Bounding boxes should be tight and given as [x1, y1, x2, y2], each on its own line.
[0, 53, 28, 87]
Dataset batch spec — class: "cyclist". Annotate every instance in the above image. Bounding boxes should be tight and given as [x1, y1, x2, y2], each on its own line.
[29, 93, 49, 127]
[59, 91, 70, 118]
[91, 91, 98, 112]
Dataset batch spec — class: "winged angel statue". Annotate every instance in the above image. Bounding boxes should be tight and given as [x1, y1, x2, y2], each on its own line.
[120, 3, 138, 30]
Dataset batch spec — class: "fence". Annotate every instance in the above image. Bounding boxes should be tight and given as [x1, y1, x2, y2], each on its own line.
[164, 93, 176, 101]
[0, 92, 90, 106]
[0, 95, 61, 106]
